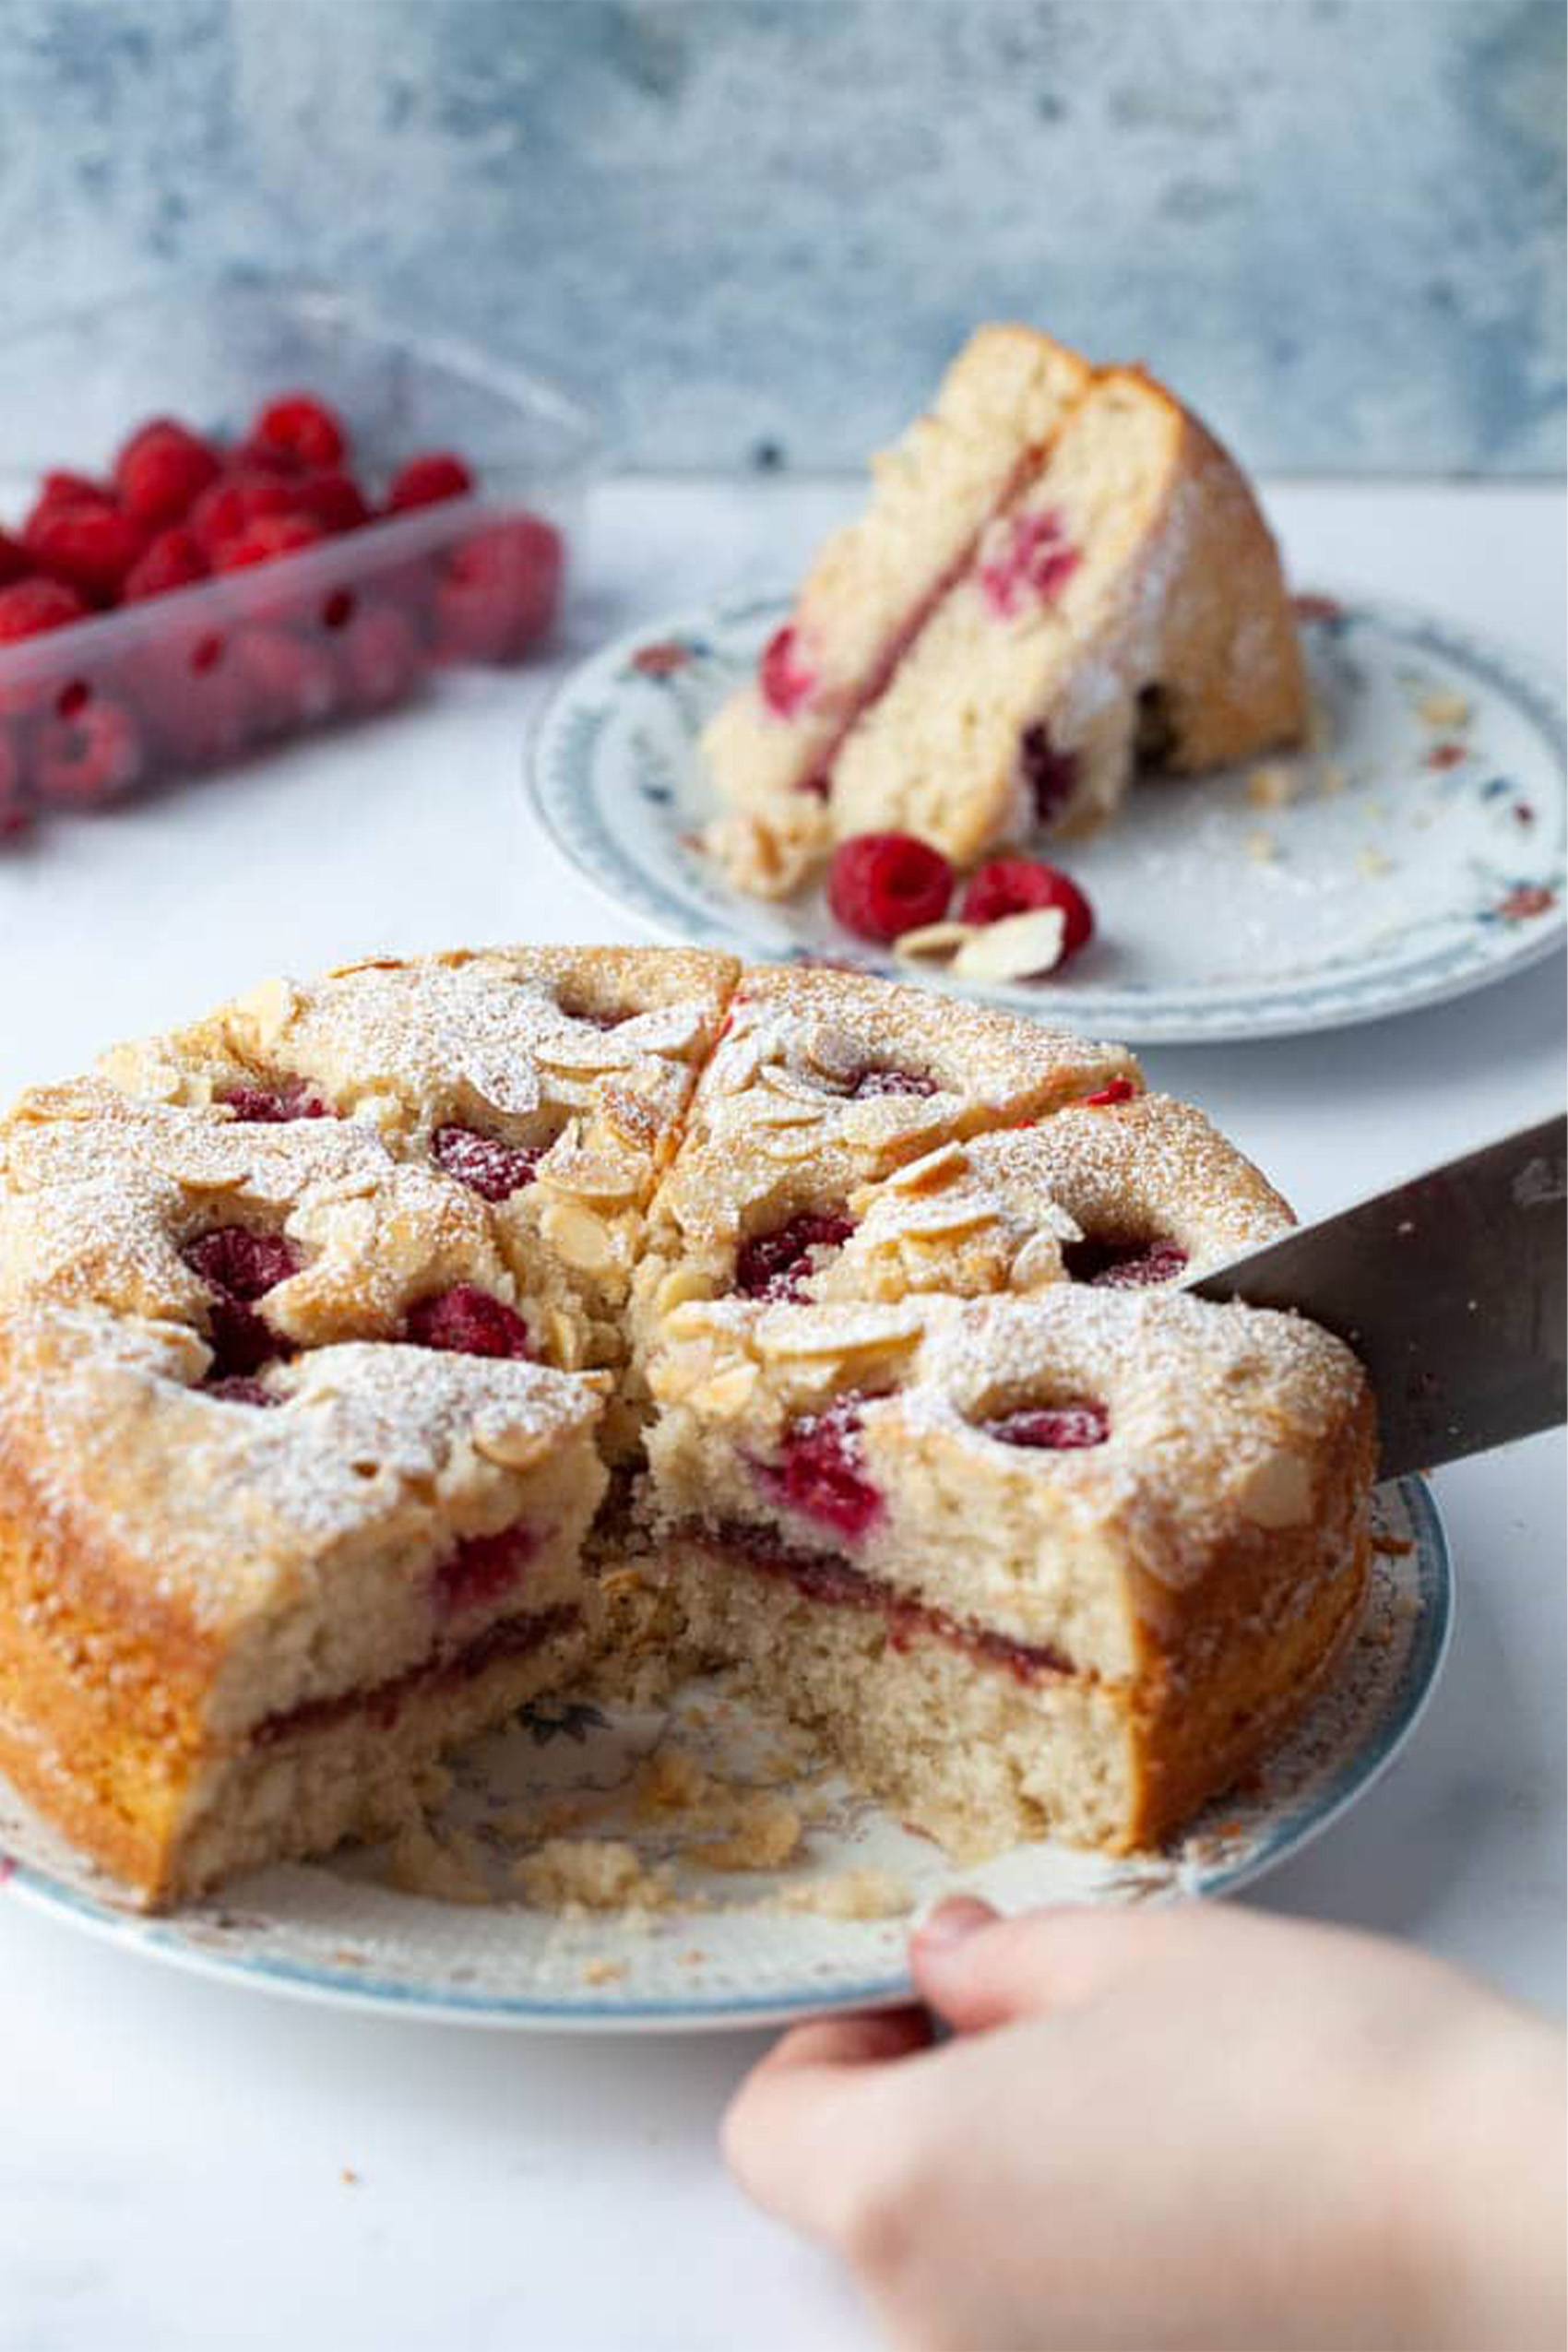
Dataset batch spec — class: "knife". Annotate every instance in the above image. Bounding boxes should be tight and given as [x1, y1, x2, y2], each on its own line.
[1187, 1114, 1567, 1479]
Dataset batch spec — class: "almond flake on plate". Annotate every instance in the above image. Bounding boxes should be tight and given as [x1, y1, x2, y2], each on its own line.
[894, 920, 980, 960]
[952, 907, 1066, 982]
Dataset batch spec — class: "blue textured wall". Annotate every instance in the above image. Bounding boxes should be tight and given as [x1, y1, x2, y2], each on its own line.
[3, 0, 1562, 475]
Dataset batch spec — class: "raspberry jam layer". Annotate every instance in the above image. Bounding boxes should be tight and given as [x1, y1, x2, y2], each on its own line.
[683, 1521, 1074, 1687]
[252, 1602, 580, 1750]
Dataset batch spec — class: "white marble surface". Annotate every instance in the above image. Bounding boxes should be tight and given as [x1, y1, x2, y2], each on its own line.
[0, 476, 1562, 2352]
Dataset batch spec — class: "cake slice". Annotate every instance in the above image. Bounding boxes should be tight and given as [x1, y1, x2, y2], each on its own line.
[703, 333, 1306, 894]
[829, 366, 1308, 860]
[817, 1090, 1294, 1306]
[701, 327, 1091, 894]
[95, 945, 740, 1388]
[631, 961, 1139, 1361]
[643, 1289, 1374, 1856]
[0, 1305, 608, 1904]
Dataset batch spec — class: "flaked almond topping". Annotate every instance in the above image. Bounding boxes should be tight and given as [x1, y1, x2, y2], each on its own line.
[236, 975, 301, 1046]
[879, 1139, 969, 1195]
[538, 1199, 618, 1277]
[953, 907, 1067, 982]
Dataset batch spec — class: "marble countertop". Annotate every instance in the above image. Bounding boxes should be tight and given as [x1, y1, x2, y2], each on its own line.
[0, 475, 1562, 2352]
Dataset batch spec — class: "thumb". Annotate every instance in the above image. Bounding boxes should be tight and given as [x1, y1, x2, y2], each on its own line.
[912, 1898, 1161, 2033]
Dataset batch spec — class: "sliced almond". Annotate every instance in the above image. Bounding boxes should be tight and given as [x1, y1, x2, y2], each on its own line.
[654, 1265, 714, 1317]
[235, 975, 300, 1047]
[1008, 1229, 1068, 1289]
[690, 1361, 759, 1418]
[881, 1139, 969, 1195]
[953, 908, 1067, 983]
[473, 1423, 555, 1471]
[888, 1195, 997, 1241]
[757, 1303, 922, 1361]
[539, 1199, 617, 1276]
[894, 920, 979, 960]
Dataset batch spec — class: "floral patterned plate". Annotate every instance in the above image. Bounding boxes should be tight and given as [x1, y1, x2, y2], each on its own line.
[527, 590, 1565, 1043]
[0, 1481, 1449, 2032]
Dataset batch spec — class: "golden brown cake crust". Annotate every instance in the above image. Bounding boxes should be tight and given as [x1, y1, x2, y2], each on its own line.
[0, 946, 1374, 1902]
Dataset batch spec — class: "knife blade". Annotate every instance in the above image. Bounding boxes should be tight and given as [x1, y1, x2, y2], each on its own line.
[1187, 1114, 1567, 1479]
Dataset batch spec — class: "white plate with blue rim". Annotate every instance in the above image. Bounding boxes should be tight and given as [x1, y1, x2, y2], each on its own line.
[0, 1479, 1449, 2031]
[526, 589, 1565, 1044]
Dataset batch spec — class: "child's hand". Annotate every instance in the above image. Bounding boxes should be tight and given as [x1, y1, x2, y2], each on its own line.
[724, 1899, 1564, 2351]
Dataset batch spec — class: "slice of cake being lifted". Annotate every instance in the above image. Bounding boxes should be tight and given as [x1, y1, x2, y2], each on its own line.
[704, 332, 1307, 895]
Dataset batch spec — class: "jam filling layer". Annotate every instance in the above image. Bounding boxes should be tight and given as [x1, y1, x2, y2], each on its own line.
[680, 1519, 1075, 1688]
[252, 1602, 580, 1750]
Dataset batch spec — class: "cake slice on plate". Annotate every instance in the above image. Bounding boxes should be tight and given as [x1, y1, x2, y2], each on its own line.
[704, 330, 1306, 894]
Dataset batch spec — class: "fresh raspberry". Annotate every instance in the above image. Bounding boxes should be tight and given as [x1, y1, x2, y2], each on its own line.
[292, 469, 372, 535]
[386, 452, 474, 513]
[1062, 1236, 1189, 1289]
[405, 1284, 533, 1360]
[0, 530, 32, 588]
[248, 393, 349, 471]
[32, 697, 146, 806]
[212, 513, 325, 573]
[735, 1211, 853, 1301]
[826, 831, 953, 944]
[1018, 724, 1078, 826]
[184, 1227, 302, 1378]
[764, 1395, 883, 1540]
[848, 1067, 938, 1099]
[1082, 1076, 1136, 1108]
[961, 857, 1094, 961]
[979, 510, 1080, 617]
[202, 1374, 283, 1407]
[983, 1400, 1110, 1449]
[25, 473, 113, 532]
[189, 469, 297, 552]
[123, 527, 209, 601]
[432, 1124, 542, 1203]
[433, 1521, 538, 1617]
[433, 515, 563, 663]
[758, 624, 816, 719]
[0, 729, 30, 838]
[221, 1082, 333, 1123]
[25, 500, 145, 604]
[132, 632, 255, 769]
[113, 419, 222, 529]
[233, 626, 339, 734]
[339, 600, 422, 711]
[0, 576, 89, 643]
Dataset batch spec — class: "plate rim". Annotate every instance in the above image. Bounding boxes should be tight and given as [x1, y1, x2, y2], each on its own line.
[1, 1476, 1453, 2034]
[524, 587, 1567, 1045]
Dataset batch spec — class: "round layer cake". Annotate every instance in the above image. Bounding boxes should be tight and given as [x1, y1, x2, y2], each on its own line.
[0, 946, 1374, 1903]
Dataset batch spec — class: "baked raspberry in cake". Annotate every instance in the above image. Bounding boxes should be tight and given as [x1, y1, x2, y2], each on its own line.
[0, 945, 1374, 1904]
[703, 328, 1307, 895]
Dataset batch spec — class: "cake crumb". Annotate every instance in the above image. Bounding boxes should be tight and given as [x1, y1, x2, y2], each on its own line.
[339, 2167, 359, 2187]
[1417, 687, 1470, 731]
[1356, 847, 1394, 880]
[636, 1744, 711, 1812]
[1244, 829, 1278, 863]
[1318, 761, 1348, 796]
[694, 1794, 802, 1872]
[679, 1947, 708, 1966]
[389, 1819, 493, 1907]
[580, 1955, 627, 1986]
[1246, 764, 1295, 810]
[515, 1837, 676, 1912]
[770, 1868, 912, 1921]
[1372, 1530, 1416, 1557]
